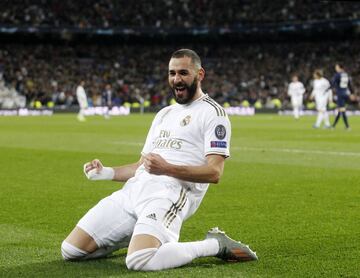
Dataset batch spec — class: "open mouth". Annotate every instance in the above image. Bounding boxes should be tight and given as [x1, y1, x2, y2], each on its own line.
[175, 86, 187, 95]
[175, 86, 186, 92]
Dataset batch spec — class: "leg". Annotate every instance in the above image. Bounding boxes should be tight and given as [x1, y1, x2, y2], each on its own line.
[323, 110, 331, 128]
[124, 193, 256, 271]
[77, 108, 86, 121]
[65, 226, 98, 252]
[294, 106, 299, 120]
[314, 110, 323, 128]
[104, 106, 111, 119]
[61, 191, 135, 261]
[341, 108, 350, 128]
[333, 96, 346, 128]
[62, 226, 131, 260]
[292, 101, 300, 120]
[332, 110, 341, 127]
[125, 228, 257, 271]
[125, 193, 216, 271]
[61, 226, 97, 260]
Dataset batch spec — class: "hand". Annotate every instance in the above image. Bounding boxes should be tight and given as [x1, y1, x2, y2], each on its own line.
[143, 153, 170, 175]
[83, 159, 114, 181]
[84, 159, 103, 174]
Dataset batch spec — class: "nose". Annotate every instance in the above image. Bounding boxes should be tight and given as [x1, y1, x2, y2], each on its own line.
[173, 73, 182, 84]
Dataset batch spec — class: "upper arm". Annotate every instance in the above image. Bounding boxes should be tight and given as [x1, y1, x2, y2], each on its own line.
[205, 154, 226, 183]
[206, 154, 225, 172]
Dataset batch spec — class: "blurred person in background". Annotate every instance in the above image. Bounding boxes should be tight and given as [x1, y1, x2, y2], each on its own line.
[287, 74, 305, 120]
[332, 63, 352, 130]
[102, 83, 113, 119]
[310, 69, 332, 129]
[76, 80, 88, 122]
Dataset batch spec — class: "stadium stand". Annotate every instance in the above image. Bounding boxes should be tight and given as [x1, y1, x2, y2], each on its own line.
[2, 0, 360, 27]
[0, 1, 359, 110]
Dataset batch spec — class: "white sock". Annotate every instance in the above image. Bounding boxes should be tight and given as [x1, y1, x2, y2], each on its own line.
[315, 111, 323, 127]
[324, 111, 330, 127]
[126, 239, 219, 271]
[61, 241, 88, 260]
[294, 107, 299, 119]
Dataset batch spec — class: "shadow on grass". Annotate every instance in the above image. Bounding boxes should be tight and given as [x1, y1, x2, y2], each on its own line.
[0, 254, 227, 278]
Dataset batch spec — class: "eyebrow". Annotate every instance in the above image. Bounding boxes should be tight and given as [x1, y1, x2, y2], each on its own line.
[168, 69, 189, 73]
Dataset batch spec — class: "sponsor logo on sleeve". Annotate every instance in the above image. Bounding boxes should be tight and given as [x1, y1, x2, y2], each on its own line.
[210, 141, 227, 148]
[215, 124, 226, 139]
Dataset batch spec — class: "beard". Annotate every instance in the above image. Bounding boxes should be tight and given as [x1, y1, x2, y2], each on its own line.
[171, 77, 198, 104]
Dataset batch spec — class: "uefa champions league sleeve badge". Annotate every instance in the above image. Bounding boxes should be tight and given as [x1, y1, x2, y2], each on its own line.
[215, 125, 226, 139]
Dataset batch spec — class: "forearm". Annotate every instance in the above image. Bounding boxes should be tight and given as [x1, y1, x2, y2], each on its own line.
[166, 163, 222, 184]
[112, 162, 141, 182]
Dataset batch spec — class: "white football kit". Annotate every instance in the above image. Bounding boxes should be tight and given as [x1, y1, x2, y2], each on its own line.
[288, 81, 305, 107]
[311, 78, 332, 111]
[76, 85, 88, 109]
[288, 81, 305, 119]
[77, 94, 231, 247]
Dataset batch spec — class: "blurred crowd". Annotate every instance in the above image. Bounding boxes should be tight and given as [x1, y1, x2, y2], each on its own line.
[1, 0, 360, 28]
[1, 41, 359, 109]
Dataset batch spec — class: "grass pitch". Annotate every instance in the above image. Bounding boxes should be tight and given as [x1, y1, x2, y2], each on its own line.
[0, 114, 359, 277]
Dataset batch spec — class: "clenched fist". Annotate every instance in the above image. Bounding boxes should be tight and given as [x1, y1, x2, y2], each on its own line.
[143, 153, 170, 175]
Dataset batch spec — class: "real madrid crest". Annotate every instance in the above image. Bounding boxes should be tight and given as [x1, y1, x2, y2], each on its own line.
[180, 115, 191, 126]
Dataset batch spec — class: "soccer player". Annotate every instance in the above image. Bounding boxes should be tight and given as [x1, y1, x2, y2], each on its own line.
[61, 49, 258, 271]
[310, 69, 332, 129]
[76, 80, 88, 122]
[287, 74, 305, 120]
[332, 63, 351, 129]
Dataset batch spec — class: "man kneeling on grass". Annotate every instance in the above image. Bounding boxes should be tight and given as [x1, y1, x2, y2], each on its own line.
[61, 49, 258, 271]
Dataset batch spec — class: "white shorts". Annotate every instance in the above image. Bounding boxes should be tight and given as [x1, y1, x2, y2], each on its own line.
[291, 98, 303, 108]
[77, 172, 191, 248]
[315, 98, 327, 111]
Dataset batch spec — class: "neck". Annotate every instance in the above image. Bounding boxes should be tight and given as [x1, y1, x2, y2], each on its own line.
[192, 88, 205, 101]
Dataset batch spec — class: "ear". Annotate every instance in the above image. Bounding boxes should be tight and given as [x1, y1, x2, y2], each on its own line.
[198, 67, 205, 82]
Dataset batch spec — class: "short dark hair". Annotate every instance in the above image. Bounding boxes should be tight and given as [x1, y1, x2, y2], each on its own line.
[314, 69, 323, 78]
[336, 63, 344, 69]
[171, 49, 201, 69]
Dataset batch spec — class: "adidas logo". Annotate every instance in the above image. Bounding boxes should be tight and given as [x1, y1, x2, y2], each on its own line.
[146, 213, 157, 221]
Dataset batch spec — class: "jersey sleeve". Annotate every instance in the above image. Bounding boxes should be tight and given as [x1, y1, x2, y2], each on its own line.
[325, 79, 331, 91]
[203, 111, 231, 158]
[300, 82, 305, 94]
[287, 83, 293, 96]
[331, 73, 339, 88]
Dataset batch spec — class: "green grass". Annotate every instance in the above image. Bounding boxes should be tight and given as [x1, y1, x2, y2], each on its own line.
[0, 114, 359, 277]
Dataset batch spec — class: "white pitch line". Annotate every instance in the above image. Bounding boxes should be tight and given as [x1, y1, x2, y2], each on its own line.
[112, 141, 143, 146]
[112, 141, 360, 157]
[234, 146, 360, 157]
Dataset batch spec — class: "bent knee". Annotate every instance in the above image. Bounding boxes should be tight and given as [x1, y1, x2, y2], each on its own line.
[125, 248, 157, 271]
[61, 240, 88, 261]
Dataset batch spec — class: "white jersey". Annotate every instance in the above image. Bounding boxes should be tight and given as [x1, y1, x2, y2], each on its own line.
[76, 85, 88, 109]
[288, 81, 305, 106]
[311, 78, 332, 110]
[137, 94, 231, 213]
